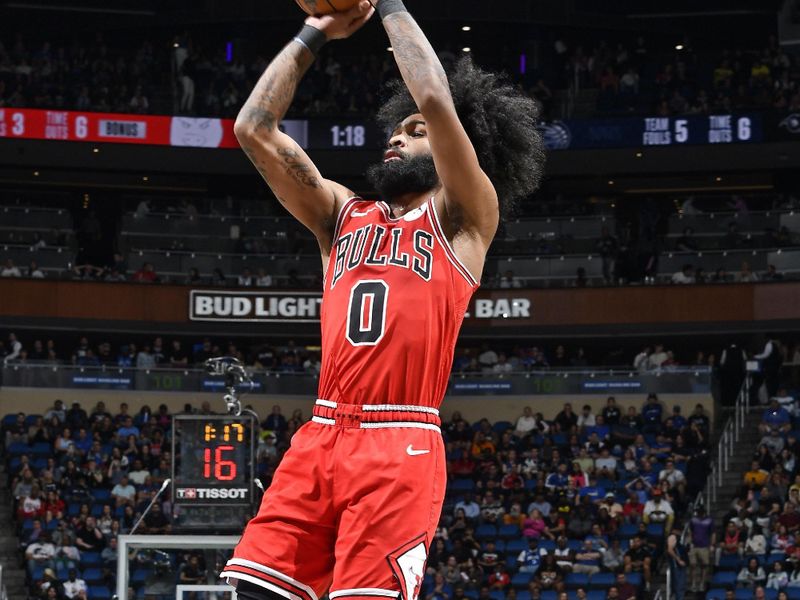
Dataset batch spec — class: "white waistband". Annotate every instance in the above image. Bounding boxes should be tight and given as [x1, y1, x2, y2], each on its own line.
[311, 415, 441, 433]
[315, 399, 439, 415]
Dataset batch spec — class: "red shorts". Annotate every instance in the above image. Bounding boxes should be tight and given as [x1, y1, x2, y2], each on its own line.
[221, 400, 446, 600]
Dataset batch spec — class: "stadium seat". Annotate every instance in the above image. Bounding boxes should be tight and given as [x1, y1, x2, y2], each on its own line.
[618, 523, 638, 539]
[475, 524, 497, 540]
[506, 539, 527, 554]
[80, 552, 102, 568]
[565, 573, 590, 589]
[82, 568, 104, 584]
[7, 442, 30, 456]
[710, 572, 736, 588]
[706, 589, 727, 600]
[131, 569, 148, 586]
[716, 554, 742, 570]
[540, 539, 556, 552]
[589, 573, 614, 589]
[588, 592, 606, 600]
[88, 586, 113, 599]
[542, 592, 558, 600]
[91, 489, 111, 503]
[625, 573, 642, 587]
[766, 553, 785, 566]
[493, 421, 514, 433]
[512, 572, 532, 588]
[1, 413, 18, 427]
[31, 442, 52, 457]
[499, 524, 520, 539]
[646, 523, 665, 538]
[24, 415, 42, 427]
[786, 589, 800, 600]
[490, 591, 504, 600]
[449, 479, 475, 492]
[517, 592, 532, 600]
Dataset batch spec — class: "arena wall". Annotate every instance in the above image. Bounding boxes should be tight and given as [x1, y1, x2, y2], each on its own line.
[0, 387, 714, 423]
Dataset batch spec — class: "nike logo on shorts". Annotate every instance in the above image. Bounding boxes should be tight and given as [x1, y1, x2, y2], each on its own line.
[406, 445, 430, 456]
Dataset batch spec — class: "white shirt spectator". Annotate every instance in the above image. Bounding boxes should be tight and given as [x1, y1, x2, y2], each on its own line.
[643, 497, 674, 522]
[255, 273, 273, 287]
[111, 481, 136, 502]
[63, 577, 88, 599]
[671, 270, 695, 284]
[26, 541, 56, 560]
[648, 350, 668, 369]
[633, 350, 650, 373]
[1, 262, 21, 277]
[658, 467, 686, 488]
[577, 412, 596, 428]
[595, 456, 618, 472]
[492, 360, 512, 374]
[478, 348, 498, 369]
[516, 414, 543, 434]
[128, 468, 150, 486]
[4, 338, 22, 364]
[454, 498, 480, 520]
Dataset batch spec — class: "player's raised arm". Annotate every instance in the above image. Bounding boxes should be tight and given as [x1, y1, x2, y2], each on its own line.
[233, 2, 374, 251]
[376, 1, 499, 244]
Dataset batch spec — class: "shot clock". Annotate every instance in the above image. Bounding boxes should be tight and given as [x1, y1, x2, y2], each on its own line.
[171, 414, 256, 507]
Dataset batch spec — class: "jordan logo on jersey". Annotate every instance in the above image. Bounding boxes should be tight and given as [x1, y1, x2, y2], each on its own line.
[331, 224, 434, 289]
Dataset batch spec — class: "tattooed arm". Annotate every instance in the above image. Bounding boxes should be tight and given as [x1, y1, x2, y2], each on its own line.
[233, 2, 373, 254]
[380, 4, 498, 264]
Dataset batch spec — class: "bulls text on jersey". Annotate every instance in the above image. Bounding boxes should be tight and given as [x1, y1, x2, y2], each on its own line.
[330, 224, 434, 289]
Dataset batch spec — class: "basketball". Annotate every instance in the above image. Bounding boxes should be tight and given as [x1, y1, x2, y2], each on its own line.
[295, 0, 363, 16]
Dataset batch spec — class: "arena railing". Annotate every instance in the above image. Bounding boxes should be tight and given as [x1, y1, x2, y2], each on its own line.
[0, 363, 712, 396]
[701, 375, 751, 510]
[0, 564, 6, 600]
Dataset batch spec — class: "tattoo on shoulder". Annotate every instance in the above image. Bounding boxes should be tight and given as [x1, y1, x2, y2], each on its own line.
[278, 147, 322, 189]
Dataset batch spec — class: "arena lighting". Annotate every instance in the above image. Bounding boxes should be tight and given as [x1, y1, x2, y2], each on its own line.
[226, 42, 233, 63]
[462, 25, 471, 31]
[519, 53, 527, 75]
[462, 47, 471, 53]
[387, 47, 393, 52]
[675, 44, 684, 50]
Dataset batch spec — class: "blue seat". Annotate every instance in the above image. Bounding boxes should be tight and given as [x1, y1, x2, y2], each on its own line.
[82, 568, 104, 584]
[618, 523, 638, 539]
[31, 442, 52, 457]
[91, 504, 104, 517]
[32, 458, 48, 471]
[493, 421, 514, 433]
[21, 519, 34, 530]
[475, 524, 497, 540]
[56, 566, 69, 581]
[88, 586, 113, 600]
[506, 539, 527, 554]
[499, 524, 520, 539]
[705, 589, 727, 600]
[449, 479, 475, 493]
[710, 572, 736, 588]
[1, 413, 18, 427]
[24, 414, 42, 427]
[626, 573, 642, 587]
[540, 539, 556, 552]
[80, 552, 102, 568]
[766, 553, 785, 566]
[131, 569, 148, 585]
[67, 503, 81, 517]
[716, 554, 742, 571]
[565, 573, 590, 589]
[786, 589, 800, 600]
[91, 489, 111, 502]
[567, 540, 583, 551]
[542, 592, 558, 600]
[489, 592, 504, 600]
[7, 442, 30, 456]
[589, 573, 614, 589]
[517, 593, 532, 600]
[587, 592, 606, 600]
[46, 520, 58, 530]
[512, 572, 532, 588]
[735, 591, 754, 600]
[645, 523, 664, 538]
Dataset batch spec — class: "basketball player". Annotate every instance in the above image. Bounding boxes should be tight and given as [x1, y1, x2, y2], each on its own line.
[221, 2, 545, 599]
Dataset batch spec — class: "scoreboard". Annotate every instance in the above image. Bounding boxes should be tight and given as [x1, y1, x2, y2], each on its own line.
[171, 414, 256, 507]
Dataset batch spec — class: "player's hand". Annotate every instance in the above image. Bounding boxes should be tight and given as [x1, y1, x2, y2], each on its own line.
[305, 0, 375, 41]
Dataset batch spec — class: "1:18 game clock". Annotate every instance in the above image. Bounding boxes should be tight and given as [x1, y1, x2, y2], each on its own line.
[171, 414, 256, 506]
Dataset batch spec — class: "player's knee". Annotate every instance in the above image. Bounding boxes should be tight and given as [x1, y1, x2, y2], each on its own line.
[236, 580, 286, 600]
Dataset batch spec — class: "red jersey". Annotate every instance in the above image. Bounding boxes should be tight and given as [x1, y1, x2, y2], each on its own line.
[318, 196, 479, 409]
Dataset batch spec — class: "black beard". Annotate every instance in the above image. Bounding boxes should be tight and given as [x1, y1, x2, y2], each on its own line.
[365, 153, 439, 201]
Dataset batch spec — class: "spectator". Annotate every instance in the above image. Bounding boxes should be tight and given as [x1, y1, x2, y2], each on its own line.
[255, 268, 273, 287]
[671, 264, 696, 284]
[131, 262, 158, 283]
[643, 488, 674, 532]
[518, 537, 547, 574]
[738, 557, 767, 588]
[62, 568, 87, 599]
[667, 522, 688, 600]
[25, 531, 56, 575]
[1, 258, 21, 277]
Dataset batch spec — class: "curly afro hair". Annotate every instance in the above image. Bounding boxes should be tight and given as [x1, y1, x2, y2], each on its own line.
[375, 55, 546, 218]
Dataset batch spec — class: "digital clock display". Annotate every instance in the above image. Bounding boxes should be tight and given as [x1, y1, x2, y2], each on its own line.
[171, 415, 255, 506]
